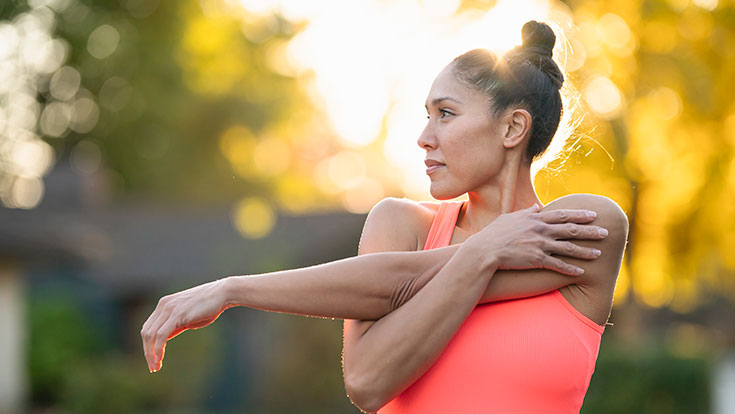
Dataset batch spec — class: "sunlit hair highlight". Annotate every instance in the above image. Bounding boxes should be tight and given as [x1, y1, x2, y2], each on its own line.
[449, 20, 586, 178]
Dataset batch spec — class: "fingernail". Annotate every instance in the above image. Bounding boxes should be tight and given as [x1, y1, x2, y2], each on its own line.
[575, 267, 585, 275]
[587, 211, 597, 218]
[598, 228, 608, 237]
[593, 249, 602, 257]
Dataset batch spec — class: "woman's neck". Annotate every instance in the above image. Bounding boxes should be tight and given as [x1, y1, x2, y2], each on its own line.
[457, 162, 541, 234]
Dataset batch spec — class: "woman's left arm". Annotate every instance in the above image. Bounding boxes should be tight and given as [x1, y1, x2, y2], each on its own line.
[140, 197, 621, 373]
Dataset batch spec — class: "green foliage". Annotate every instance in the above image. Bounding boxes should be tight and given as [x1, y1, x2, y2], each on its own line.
[28, 291, 104, 404]
[45, 0, 310, 203]
[28, 288, 222, 412]
[261, 317, 356, 414]
[583, 342, 711, 414]
[60, 353, 152, 414]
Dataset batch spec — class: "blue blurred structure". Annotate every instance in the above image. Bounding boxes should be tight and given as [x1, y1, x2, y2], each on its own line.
[0, 155, 364, 412]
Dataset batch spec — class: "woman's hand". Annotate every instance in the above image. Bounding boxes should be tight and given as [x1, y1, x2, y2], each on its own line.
[464, 204, 608, 276]
[140, 278, 232, 373]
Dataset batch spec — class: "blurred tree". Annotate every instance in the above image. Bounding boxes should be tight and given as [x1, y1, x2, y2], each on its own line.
[534, 0, 735, 315]
[1, 0, 335, 210]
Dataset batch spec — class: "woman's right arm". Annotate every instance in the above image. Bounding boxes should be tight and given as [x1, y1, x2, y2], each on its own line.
[141, 198, 604, 373]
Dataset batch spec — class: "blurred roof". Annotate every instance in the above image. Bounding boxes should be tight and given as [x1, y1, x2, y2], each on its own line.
[0, 158, 366, 295]
[78, 202, 365, 294]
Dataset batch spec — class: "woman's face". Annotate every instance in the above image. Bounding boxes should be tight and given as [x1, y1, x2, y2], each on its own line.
[418, 64, 507, 200]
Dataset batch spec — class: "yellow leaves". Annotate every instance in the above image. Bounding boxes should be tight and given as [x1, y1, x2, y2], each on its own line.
[253, 135, 292, 177]
[632, 240, 674, 308]
[231, 197, 276, 239]
[648, 88, 682, 121]
[210, 0, 734, 310]
[219, 125, 295, 180]
[641, 20, 678, 54]
[612, 257, 630, 306]
[342, 177, 385, 214]
[183, 14, 229, 56]
[625, 91, 687, 183]
[178, 8, 252, 95]
[219, 125, 258, 178]
[597, 13, 637, 58]
[583, 75, 625, 119]
[724, 110, 735, 148]
[677, 8, 713, 41]
[718, 160, 735, 269]
[275, 174, 320, 214]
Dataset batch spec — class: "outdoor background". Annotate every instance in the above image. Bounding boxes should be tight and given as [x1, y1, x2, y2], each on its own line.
[1, 0, 733, 413]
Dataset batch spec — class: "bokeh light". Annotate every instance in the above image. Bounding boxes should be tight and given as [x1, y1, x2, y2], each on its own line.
[2, 0, 733, 412]
[232, 196, 276, 239]
[251, 0, 566, 203]
[583, 75, 624, 119]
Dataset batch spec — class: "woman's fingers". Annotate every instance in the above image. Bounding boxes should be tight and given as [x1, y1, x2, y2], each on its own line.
[141, 300, 171, 371]
[543, 256, 585, 276]
[544, 223, 608, 240]
[153, 319, 177, 372]
[545, 239, 601, 260]
[142, 314, 162, 372]
[142, 299, 176, 372]
[536, 209, 597, 224]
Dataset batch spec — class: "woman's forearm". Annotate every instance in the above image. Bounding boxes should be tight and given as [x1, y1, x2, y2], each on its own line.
[344, 243, 498, 410]
[223, 245, 460, 320]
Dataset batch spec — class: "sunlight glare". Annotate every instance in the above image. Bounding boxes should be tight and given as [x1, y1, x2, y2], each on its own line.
[236, 0, 563, 200]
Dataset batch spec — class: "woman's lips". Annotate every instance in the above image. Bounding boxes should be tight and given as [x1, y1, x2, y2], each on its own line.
[426, 165, 444, 175]
[424, 159, 445, 175]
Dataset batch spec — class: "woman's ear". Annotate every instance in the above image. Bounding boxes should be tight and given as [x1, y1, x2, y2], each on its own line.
[501, 108, 532, 149]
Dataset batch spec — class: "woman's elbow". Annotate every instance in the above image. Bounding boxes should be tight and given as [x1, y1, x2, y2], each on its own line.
[344, 371, 389, 413]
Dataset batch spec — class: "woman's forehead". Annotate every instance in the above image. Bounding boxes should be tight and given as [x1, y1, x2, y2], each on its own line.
[426, 66, 486, 107]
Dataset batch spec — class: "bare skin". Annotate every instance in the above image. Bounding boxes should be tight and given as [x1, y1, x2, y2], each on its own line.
[340, 64, 628, 412]
[140, 61, 629, 414]
[343, 195, 627, 412]
[140, 203, 609, 373]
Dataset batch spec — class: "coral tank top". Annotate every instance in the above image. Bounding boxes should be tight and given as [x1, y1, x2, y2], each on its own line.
[378, 201, 605, 414]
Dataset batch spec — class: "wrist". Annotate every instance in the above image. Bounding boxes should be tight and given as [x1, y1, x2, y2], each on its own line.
[458, 240, 500, 277]
[220, 275, 249, 309]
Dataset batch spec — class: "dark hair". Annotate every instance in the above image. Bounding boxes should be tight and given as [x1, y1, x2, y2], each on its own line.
[450, 20, 564, 162]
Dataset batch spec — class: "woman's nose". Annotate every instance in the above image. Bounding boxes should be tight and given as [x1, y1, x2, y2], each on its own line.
[417, 123, 437, 150]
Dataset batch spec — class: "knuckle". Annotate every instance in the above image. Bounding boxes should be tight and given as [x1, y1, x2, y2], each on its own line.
[557, 210, 568, 221]
[564, 241, 576, 254]
[533, 250, 546, 262]
[568, 224, 580, 237]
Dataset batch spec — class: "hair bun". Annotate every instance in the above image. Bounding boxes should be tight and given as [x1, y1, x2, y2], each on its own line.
[521, 20, 555, 58]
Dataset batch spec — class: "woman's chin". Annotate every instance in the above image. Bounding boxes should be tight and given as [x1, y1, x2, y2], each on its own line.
[429, 183, 464, 201]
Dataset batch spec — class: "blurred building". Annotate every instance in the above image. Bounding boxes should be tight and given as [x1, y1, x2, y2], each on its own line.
[0, 156, 365, 412]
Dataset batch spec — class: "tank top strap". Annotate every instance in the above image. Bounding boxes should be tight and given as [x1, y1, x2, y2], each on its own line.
[422, 201, 465, 251]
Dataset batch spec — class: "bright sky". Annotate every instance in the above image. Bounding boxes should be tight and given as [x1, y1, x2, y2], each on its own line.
[234, 0, 577, 201]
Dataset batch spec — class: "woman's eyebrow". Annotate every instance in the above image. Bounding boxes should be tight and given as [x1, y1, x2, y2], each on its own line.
[425, 96, 463, 109]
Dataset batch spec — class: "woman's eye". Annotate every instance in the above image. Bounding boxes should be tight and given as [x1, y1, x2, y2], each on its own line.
[426, 109, 453, 120]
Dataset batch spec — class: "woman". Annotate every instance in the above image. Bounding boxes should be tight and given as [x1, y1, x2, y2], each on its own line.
[141, 21, 627, 413]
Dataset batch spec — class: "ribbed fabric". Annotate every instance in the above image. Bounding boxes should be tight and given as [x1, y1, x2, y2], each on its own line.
[378, 201, 604, 414]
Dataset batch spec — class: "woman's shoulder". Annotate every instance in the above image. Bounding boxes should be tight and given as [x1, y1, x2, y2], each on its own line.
[360, 198, 439, 252]
[544, 194, 629, 325]
[544, 193, 628, 230]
